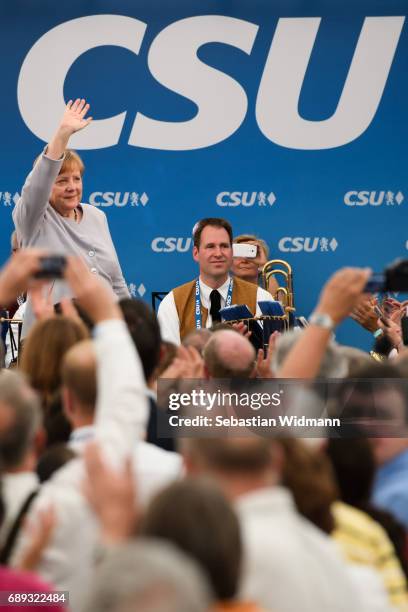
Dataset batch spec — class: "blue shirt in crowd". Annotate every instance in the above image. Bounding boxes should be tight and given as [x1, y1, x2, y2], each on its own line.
[372, 448, 408, 529]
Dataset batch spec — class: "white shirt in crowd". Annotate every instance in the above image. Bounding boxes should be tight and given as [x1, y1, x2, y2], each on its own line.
[14, 320, 181, 612]
[0, 472, 39, 555]
[68, 424, 183, 505]
[236, 486, 391, 612]
[158, 276, 273, 345]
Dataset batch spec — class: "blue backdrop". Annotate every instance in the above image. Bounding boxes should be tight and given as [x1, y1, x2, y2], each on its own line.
[0, 0, 407, 349]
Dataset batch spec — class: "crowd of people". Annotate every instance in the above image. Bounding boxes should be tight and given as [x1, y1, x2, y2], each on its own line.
[0, 244, 408, 611]
[0, 99, 408, 611]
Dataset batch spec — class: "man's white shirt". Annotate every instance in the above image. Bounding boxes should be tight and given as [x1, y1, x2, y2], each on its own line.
[236, 486, 391, 612]
[13, 320, 181, 612]
[158, 276, 274, 345]
[0, 472, 39, 558]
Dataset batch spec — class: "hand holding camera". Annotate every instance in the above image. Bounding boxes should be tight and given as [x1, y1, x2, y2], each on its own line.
[33, 255, 67, 279]
[0, 249, 45, 306]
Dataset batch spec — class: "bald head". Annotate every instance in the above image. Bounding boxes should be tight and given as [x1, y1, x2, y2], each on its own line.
[62, 340, 97, 414]
[204, 330, 255, 378]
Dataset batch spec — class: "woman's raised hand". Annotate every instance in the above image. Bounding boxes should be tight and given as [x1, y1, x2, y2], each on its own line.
[59, 98, 92, 135]
[47, 98, 93, 159]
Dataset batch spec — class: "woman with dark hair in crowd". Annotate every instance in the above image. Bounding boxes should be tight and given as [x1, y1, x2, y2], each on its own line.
[140, 478, 243, 608]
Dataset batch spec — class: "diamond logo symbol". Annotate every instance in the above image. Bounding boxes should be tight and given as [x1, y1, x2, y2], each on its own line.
[268, 192, 276, 206]
[329, 238, 338, 252]
[13, 192, 20, 205]
[140, 193, 149, 207]
[138, 283, 146, 297]
[396, 191, 404, 205]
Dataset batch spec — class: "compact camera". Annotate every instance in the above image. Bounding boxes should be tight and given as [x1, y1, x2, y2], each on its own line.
[34, 255, 67, 279]
[365, 259, 408, 293]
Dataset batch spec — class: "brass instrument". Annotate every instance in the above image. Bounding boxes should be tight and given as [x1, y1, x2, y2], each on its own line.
[261, 259, 295, 317]
[217, 259, 295, 346]
[369, 351, 385, 362]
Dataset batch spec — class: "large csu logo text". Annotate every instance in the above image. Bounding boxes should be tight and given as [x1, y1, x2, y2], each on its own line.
[17, 15, 404, 151]
[344, 190, 404, 206]
[278, 237, 338, 253]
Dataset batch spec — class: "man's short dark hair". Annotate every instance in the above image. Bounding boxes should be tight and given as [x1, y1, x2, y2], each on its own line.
[326, 438, 375, 507]
[193, 218, 233, 249]
[119, 299, 161, 382]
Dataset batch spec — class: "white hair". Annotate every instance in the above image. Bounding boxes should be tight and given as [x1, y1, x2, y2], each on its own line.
[84, 538, 213, 612]
[272, 329, 348, 378]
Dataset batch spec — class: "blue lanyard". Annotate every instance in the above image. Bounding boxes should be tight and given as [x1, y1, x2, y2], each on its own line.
[195, 278, 233, 329]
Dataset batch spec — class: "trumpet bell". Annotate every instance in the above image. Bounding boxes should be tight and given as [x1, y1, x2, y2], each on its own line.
[261, 259, 295, 316]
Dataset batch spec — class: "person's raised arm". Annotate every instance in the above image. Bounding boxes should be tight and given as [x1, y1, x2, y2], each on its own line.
[11, 256, 143, 604]
[83, 442, 138, 545]
[277, 267, 371, 379]
[14, 99, 92, 240]
[64, 257, 148, 457]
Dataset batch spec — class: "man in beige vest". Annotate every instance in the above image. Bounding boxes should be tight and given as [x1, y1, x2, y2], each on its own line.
[157, 218, 273, 345]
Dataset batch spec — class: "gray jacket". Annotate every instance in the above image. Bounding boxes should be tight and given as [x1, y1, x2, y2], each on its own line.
[13, 153, 129, 336]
